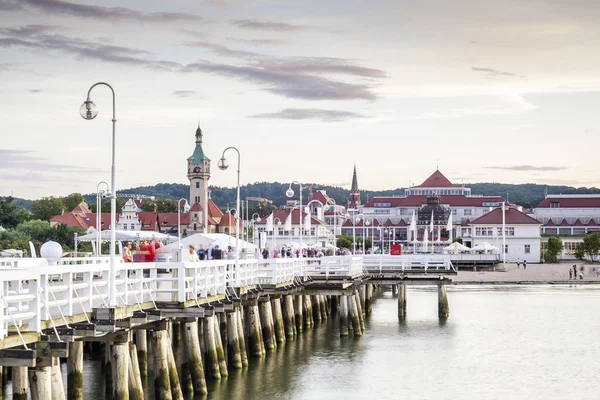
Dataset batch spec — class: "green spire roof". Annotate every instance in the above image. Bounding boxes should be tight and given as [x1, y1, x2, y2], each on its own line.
[187, 124, 210, 163]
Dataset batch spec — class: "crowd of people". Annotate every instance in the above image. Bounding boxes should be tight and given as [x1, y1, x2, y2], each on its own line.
[122, 240, 160, 263]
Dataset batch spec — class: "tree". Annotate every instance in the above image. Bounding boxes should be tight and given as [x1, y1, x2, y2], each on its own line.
[336, 235, 353, 250]
[31, 197, 65, 221]
[453, 236, 463, 244]
[545, 236, 563, 263]
[61, 193, 85, 211]
[578, 233, 600, 262]
[0, 196, 30, 229]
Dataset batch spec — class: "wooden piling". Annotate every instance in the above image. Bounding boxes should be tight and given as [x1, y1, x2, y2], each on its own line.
[226, 311, 243, 369]
[283, 295, 296, 337]
[365, 284, 373, 315]
[312, 295, 322, 322]
[359, 285, 366, 311]
[183, 319, 208, 395]
[165, 332, 184, 400]
[247, 304, 264, 356]
[438, 284, 449, 319]
[152, 331, 172, 400]
[294, 295, 304, 333]
[303, 295, 313, 328]
[331, 295, 338, 315]
[105, 342, 113, 397]
[398, 283, 407, 320]
[213, 314, 229, 376]
[218, 314, 228, 365]
[319, 295, 328, 320]
[51, 357, 66, 400]
[339, 295, 349, 336]
[29, 365, 51, 400]
[110, 342, 130, 400]
[203, 316, 221, 380]
[135, 330, 148, 380]
[67, 341, 84, 400]
[259, 300, 275, 350]
[235, 309, 249, 367]
[12, 366, 27, 400]
[392, 284, 398, 297]
[349, 294, 362, 336]
[265, 300, 277, 349]
[272, 298, 286, 343]
[354, 290, 365, 331]
[128, 343, 145, 400]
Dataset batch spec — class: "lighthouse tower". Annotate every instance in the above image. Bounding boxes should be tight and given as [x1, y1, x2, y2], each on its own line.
[187, 124, 211, 233]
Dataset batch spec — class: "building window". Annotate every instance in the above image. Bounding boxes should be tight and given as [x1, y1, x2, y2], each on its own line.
[524, 245, 530, 254]
[123, 225, 127, 230]
[496, 227, 515, 236]
[550, 202, 560, 208]
[196, 182, 200, 189]
[504, 245, 508, 254]
[131, 224, 135, 230]
[464, 209, 472, 216]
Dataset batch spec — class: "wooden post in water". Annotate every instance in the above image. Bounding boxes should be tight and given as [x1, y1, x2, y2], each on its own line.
[135, 330, 148, 380]
[104, 342, 113, 397]
[235, 309, 249, 367]
[226, 311, 243, 369]
[312, 295, 322, 322]
[359, 285, 366, 312]
[392, 284, 398, 297]
[213, 314, 229, 376]
[365, 284, 373, 315]
[247, 303, 264, 357]
[294, 295, 304, 333]
[203, 316, 221, 380]
[198, 318, 206, 360]
[259, 300, 275, 350]
[284, 295, 296, 337]
[354, 290, 365, 331]
[398, 283, 407, 319]
[330, 295, 338, 315]
[183, 319, 208, 395]
[67, 341, 84, 400]
[29, 364, 51, 400]
[349, 294, 362, 336]
[128, 343, 144, 400]
[272, 298, 286, 343]
[319, 295, 328, 320]
[218, 314, 228, 366]
[165, 332, 184, 400]
[438, 284, 449, 319]
[51, 357, 66, 400]
[110, 342, 130, 400]
[303, 295, 313, 328]
[265, 300, 277, 350]
[12, 366, 27, 400]
[152, 330, 172, 400]
[339, 295, 349, 336]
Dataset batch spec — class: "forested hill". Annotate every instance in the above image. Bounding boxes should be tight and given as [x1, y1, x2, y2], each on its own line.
[11, 182, 600, 211]
[104, 182, 600, 210]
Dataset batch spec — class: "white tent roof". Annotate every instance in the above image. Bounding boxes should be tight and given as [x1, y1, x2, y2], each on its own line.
[471, 242, 498, 251]
[162, 233, 257, 251]
[77, 230, 177, 242]
[443, 242, 470, 252]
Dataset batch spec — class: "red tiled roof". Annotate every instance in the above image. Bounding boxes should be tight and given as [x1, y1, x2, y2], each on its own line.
[397, 219, 407, 226]
[307, 190, 330, 206]
[190, 202, 203, 212]
[545, 219, 556, 226]
[158, 213, 190, 229]
[364, 194, 505, 208]
[383, 219, 395, 227]
[71, 202, 91, 214]
[207, 199, 224, 218]
[536, 197, 600, 208]
[573, 219, 585, 226]
[414, 170, 454, 188]
[137, 212, 159, 231]
[559, 219, 571, 226]
[219, 213, 242, 228]
[470, 208, 541, 225]
[588, 219, 598, 226]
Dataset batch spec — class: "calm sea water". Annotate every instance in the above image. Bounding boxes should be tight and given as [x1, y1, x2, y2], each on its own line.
[4, 285, 600, 399]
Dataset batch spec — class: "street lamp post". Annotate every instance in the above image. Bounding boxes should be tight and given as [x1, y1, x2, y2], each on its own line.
[177, 198, 190, 252]
[273, 218, 282, 256]
[80, 82, 117, 306]
[219, 147, 241, 286]
[347, 213, 363, 255]
[365, 218, 374, 254]
[384, 229, 389, 254]
[96, 181, 109, 256]
[251, 213, 261, 245]
[286, 182, 303, 261]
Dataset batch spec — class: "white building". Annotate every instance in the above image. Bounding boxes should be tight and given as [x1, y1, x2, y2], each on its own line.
[306, 190, 347, 236]
[470, 207, 542, 263]
[254, 208, 331, 249]
[116, 199, 142, 231]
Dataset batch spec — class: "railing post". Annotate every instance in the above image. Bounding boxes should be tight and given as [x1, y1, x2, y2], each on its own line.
[39, 273, 50, 321]
[62, 272, 74, 318]
[83, 271, 93, 311]
[29, 278, 41, 334]
[177, 263, 187, 303]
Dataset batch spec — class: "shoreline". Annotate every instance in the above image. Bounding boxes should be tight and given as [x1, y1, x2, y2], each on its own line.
[450, 280, 600, 285]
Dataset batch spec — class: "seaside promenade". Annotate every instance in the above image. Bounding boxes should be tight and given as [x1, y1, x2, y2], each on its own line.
[453, 263, 600, 284]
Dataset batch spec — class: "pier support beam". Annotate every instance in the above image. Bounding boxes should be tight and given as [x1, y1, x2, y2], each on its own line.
[312, 295, 322, 322]
[51, 357, 66, 400]
[265, 299, 277, 349]
[111, 342, 130, 400]
[12, 367, 27, 400]
[166, 332, 184, 400]
[213, 314, 228, 376]
[128, 343, 144, 400]
[354, 290, 365, 331]
[29, 364, 51, 400]
[67, 341, 84, 400]
[392, 284, 398, 297]
[294, 295, 304, 333]
[438, 284, 449, 319]
[204, 316, 221, 380]
[365, 284, 373, 315]
[272, 298, 286, 343]
[349, 294, 362, 336]
[104, 343, 113, 397]
[135, 330, 148, 380]
[303, 295, 313, 328]
[226, 311, 243, 369]
[183, 319, 208, 395]
[283, 295, 296, 337]
[339, 295, 349, 337]
[152, 330, 172, 400]
[247, 304, 265, 357]
[359, 286, 366, 312]
[398, 283, 407, 320]
[259, 300, 275, 350]
[235, 309, 249, 367]
[319, 295, 328, 320]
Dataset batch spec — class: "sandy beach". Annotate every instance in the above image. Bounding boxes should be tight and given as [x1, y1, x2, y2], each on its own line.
[453, 263, 600, 284]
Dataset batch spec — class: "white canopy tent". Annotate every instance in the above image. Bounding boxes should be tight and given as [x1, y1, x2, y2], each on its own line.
[162, 233, 257, 252]
[442, 241, 470, 254]
[77, 230, 177, 243]
[471, 242, 498, 252]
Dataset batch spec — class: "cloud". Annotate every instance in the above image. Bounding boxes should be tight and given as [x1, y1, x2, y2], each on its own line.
[29, 89, 42, 93]
[172, 90, 197, 98]
[471, 66, 520, 78]
[186, 41, 263, 59]
[486, 165, 569, 172]
[0, 149, 102, 173]
[228, 38, 287, 46]
[204, 0, 228, 7]
[256, 57, 387, 78]
[3, 0, 203, 23]
[231, 19, 308, 32]
[249, 108, 372, 122]
[182, 61, 377, 100]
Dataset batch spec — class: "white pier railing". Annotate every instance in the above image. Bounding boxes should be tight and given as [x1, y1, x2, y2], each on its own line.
[362, 254, 456, 273]
[303, 256, 364, 279]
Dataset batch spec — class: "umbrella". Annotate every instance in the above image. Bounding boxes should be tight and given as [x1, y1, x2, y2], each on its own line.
[471, 242, 498, 252]
[443, 242, 470, 252]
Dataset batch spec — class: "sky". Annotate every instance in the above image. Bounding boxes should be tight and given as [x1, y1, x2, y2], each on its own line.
[1, 0, 600, 199]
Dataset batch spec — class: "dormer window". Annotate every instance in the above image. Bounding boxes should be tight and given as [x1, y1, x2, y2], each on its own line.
[550, 202, 560, 208]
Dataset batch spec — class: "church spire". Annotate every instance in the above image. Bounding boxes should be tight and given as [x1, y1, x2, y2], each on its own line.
[195, 122, 203, 144]
[349, 163, 361, 209]
[351, 163, 359, 192]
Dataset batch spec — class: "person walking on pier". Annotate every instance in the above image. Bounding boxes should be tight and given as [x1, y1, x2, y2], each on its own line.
[123, 242, 133, 263]
[573, 265, 577, 279]
[523, 259, 527, 270]
[569, 269, 573, 280]
[516, 259, 521, 269]
[197, 244, 207, 260]
[189, 245, 199, 262]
